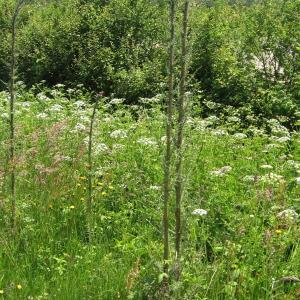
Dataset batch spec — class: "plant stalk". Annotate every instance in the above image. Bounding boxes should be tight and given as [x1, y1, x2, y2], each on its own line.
[175, 0, 189, 281]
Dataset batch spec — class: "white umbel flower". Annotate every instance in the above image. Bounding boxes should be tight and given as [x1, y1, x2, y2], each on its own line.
[110, 129, 127, 139]
[277, 209, 299, 221]
[192, 209, 208, 216]
[210, 166, 232, 176]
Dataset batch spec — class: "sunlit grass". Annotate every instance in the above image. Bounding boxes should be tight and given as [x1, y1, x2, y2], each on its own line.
[0, 87, 299, 299]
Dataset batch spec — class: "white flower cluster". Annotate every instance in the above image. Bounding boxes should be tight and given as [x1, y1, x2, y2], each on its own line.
[233, 133, 247, 139]
[149, 185, 161, 191]
[260, 164, 273, 170]
[260, 173, 285, 185]
[268, 119, 290, 137]
[277, 209, 299, 221]
[242, 175, 257, 183]
[109, 98, 124, 105]
[94, 143, 110, 154]
[74, 123, 86, 131]
[74, 100, 86, 108]
[228, 116, 240, 123]
[139, 94, 161, 104]
[36, 113, 48, 120]
[17, 101, 31, 108]
[286, 160, 300, 170]
[210, 166, 232, 177]
[137, 137, 157, 147]
[192, 208, 208, 216]
[212, 129, 228, 136]
[112, 144, 125, 151]
[37, 92, 50, 102]
[274, 136, 290, 143]
[110, 129, 127, 139]
[49, 104, 63, 112]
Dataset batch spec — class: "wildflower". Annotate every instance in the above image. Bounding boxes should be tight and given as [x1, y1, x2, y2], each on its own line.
[161, 136, 167, 142]
[286, 160, 300, 169]
[250, 127, 266, 136]
[192, 209, 208, 216]
[233, 133, 247, 139]
[79, 115, 90, 123]
[149, 185, 161, 191]
[36, 112, 48, 120]
[206, 115, 219, 124]
[277, 209, 299, 221]
[210, 166, 232, 177]
[74, 100, 86, 108]
[108, 185, 114, 190]
[55, 83, 65, 88]
[112, 144, 125, 151]
[260, 173, 285, 185]
[275, 229, 282, 234]
[276, 136, 290, 143]
[37, 92, 50, 102]
[76, 183, 81, 187]
[139, 95, 161, 104]
[242, 175, 258, 183]
[79, 176, 86, 180]
[110, 129, 127, 139]
[49, 104, 63, 112]
[19, 101, 31, 108]
[16, 284, 22, 290]
[260, 164, 273, 170]
[94, 143, 109, 154]
[228, 116, 240, 123]
[74, 123, 86, 131]
[101, 191, 107, 196]
[265, 143, 279, 150]
[0, 113, 9, 120]
[137, 137, 157, 147]
[212, 129, 228, 136]
[110, 98, 124, 105]
[0, 290, 4, 294]
[69, 205, 75, 209]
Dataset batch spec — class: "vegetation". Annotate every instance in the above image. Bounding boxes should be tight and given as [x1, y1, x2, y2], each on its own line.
[0, 0, 299, 124]
[0, 0, 299, 299]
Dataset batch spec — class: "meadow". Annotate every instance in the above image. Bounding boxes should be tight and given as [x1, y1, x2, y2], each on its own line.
[0, 85, 299, 299]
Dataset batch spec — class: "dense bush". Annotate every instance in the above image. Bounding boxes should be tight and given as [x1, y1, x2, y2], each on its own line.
[191, 0, 300, 124]
[0, 0, 299, 121]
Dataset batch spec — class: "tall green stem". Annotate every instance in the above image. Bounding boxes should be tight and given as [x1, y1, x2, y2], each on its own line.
[163, 0, 176, 293]
[9, 0, 25, 234]
[175, 0, 189, 281]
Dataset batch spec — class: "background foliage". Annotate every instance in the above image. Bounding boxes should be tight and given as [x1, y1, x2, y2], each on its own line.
[0, 0, 299, 123]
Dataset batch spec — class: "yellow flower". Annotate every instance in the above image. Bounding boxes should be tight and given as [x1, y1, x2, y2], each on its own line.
[16, 284, 22, 290]
[101, 191, 107, 196]
[108, 185, 114, 190]
[79, 176, 86, 180]
[0, 290, 4, 294]
[69, 205, 75, 209]
[275, 229, 282, 234]
[76, 183, 81, 187]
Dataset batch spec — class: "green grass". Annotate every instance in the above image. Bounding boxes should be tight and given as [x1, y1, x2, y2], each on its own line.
[0, 87, 299, 299]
